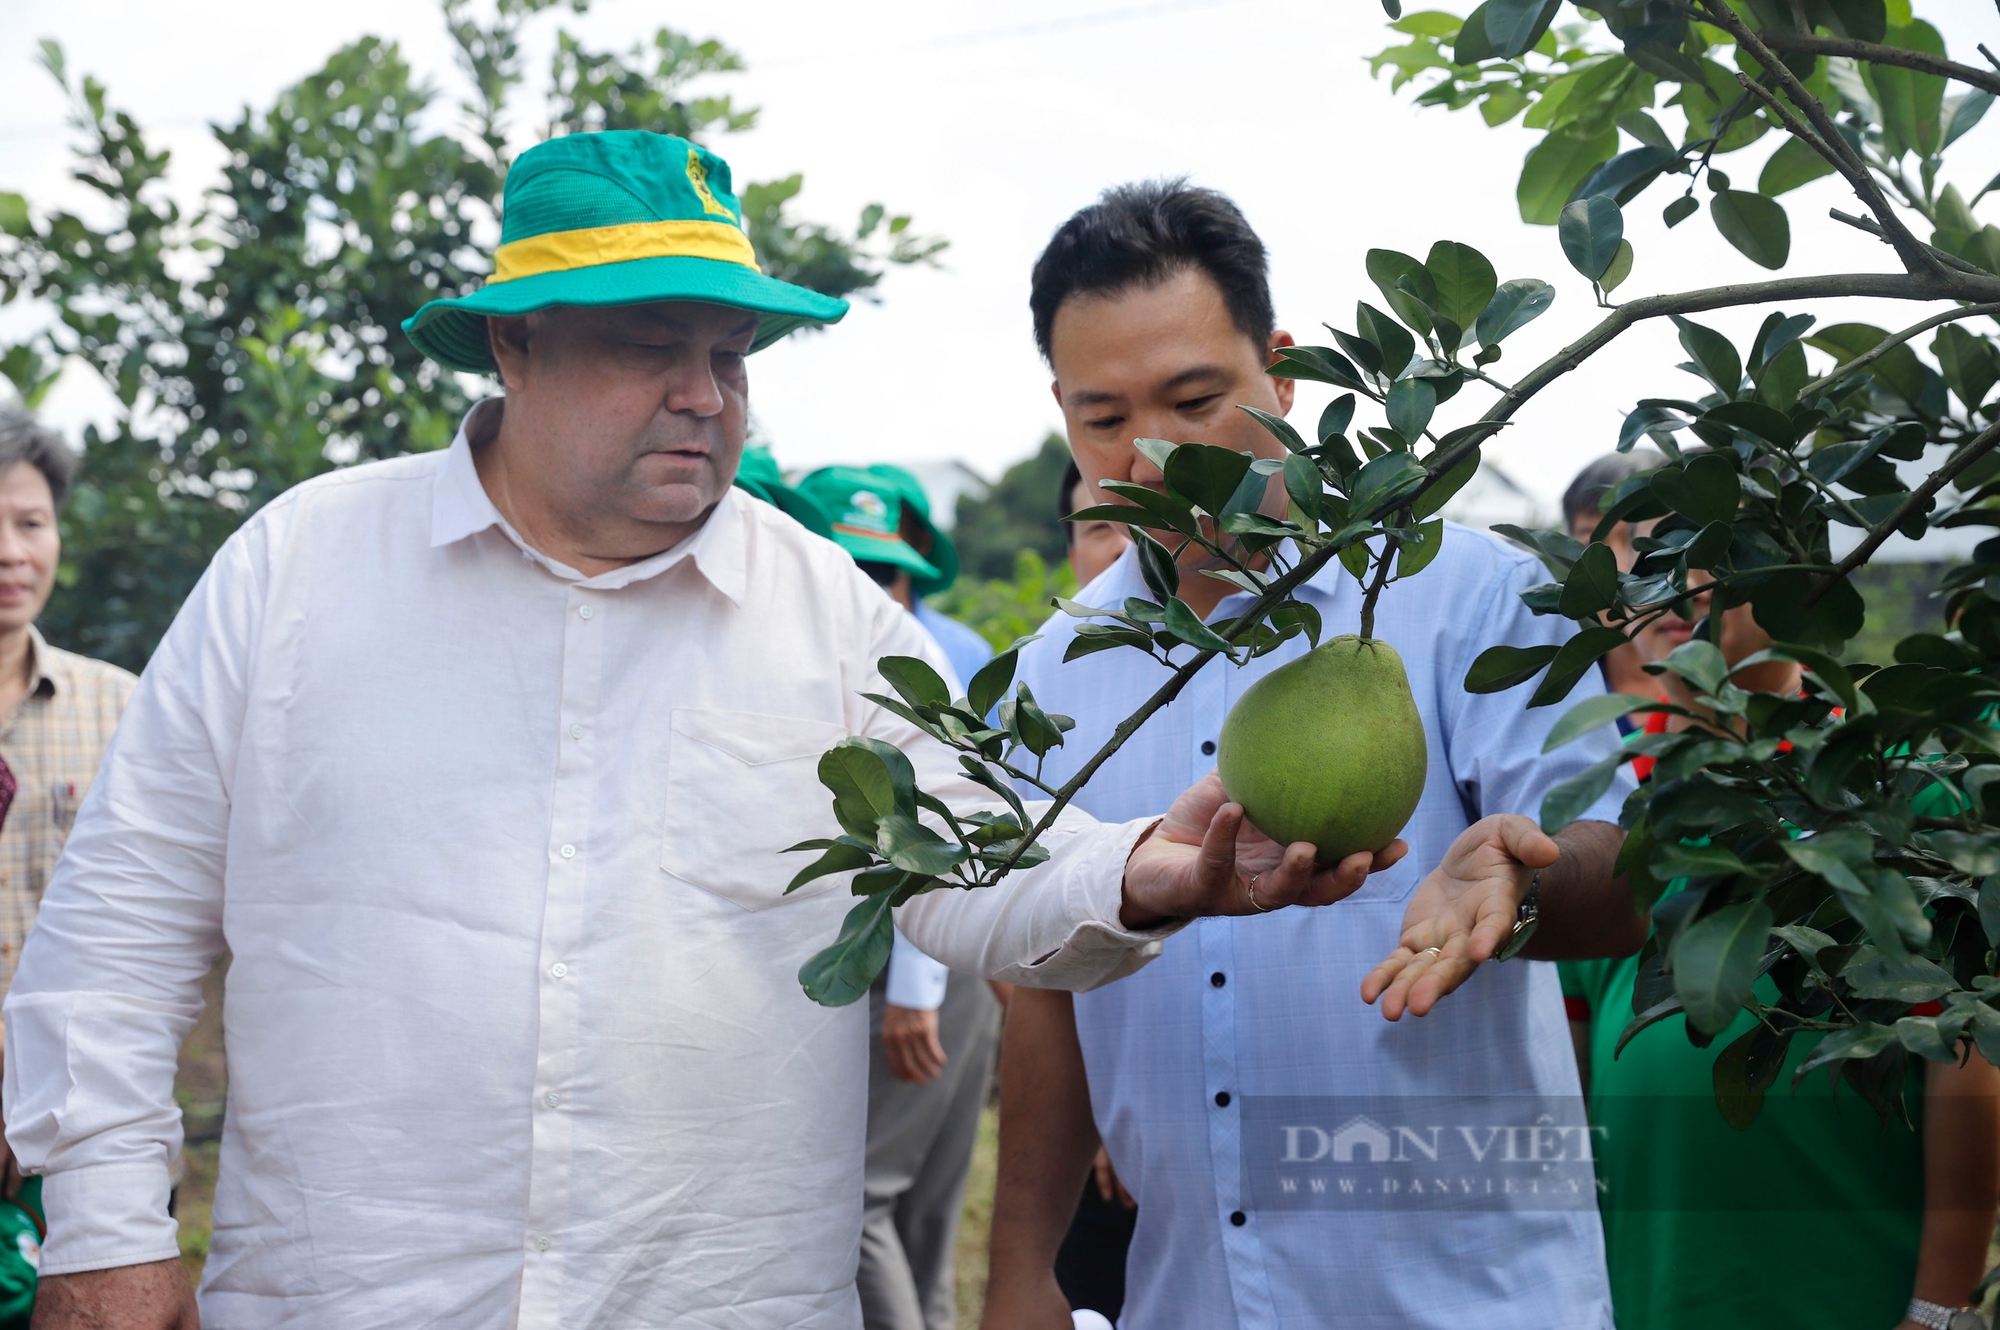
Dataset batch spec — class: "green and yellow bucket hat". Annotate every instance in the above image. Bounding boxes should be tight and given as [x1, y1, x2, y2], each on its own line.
[798, 466, 959, 597]
[403, 131, 849, 373]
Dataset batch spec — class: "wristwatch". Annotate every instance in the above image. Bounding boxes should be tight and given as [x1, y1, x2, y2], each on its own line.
[1494, 870, 1540, 962]
[1906, 1297, 1989, 1330]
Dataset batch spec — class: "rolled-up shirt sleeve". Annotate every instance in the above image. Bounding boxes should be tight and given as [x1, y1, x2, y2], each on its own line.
[2, 525, 260, 1275]
[848, 605, 1177, 991]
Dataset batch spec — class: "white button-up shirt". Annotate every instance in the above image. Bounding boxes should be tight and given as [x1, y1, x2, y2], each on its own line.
[1015, 530, 1632, 1330]
[2, 403, 1164, 1329]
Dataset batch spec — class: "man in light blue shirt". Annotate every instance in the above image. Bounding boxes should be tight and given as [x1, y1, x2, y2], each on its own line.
[980, 182, 1646, 1329]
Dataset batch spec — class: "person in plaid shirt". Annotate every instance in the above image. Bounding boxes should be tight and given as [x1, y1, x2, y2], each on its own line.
[0, 408, 136, 1202]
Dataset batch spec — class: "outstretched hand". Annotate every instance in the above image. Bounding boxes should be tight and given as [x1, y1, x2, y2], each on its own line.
[1361, 814, 1560, 1021]
[1120, 773, 1407, 929]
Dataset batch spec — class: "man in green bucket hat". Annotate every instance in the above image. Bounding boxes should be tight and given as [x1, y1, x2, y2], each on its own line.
[5, 130, 1403, 1330]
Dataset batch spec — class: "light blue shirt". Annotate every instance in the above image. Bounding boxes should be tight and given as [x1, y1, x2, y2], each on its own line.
[1014, 524, 1630, 1330]
[887, 605, 998, 1010]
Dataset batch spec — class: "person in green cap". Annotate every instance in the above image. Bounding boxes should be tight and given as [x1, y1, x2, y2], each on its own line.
[2, 130, 1409, 1330]
[798, 464, 998, 1330]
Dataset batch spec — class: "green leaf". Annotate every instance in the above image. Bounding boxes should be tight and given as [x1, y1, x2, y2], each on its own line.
[0, 193, 28, 238]
[1557, 540, 1619, 616]
[1671, 901, 1772, 1034]
[1662, 194, 1698, 228]
[1758, 135, 1837, 197]
[1864, 19, 1947, 159]
[966, 648, 1020, 720]
[1539, 744, 1632, 831]
[1484, 0, 1561, 57]
[1347, 450, 1429, 519]
[1529, 625, 1632, 708]
[1842, 950, 1957, 1003]
[1740, 644, 1858, 711]
[1672, 316, 1742, 396]
[1396, 518, 1445, 577]
[1517, 128, 1619, 226]
[1649, 451, 1739, 526]
[1616, 109, 1673, 149]
[1356, 302, 1416, 379]
[1916, 829, 2000, 876]
[1474, 278, 1555, 346]
[1654, 638, 1729, 697]
[1385, 377, 1438, 442]
[1133, 529, 1180, 605]
[1163, 443, 1255, 516]
[820, 738, 915, 838]
[878, 655, 951, 710]
[798, 891, 899, 1006]
[1412, 447, 1481, 520]
[1163, 597, 1234, 654]
[1270, 345, 1370, 392]
[1943, 89, 1994, 147]
[1559, 195, 1624, 280]
[1710, 191, 1791, 270]
[1543, 691, 1654, 752]
[1790, 1022, 1899, 1089]
[1598, 239, 1634, 293]
[1284, 453, 1323, 521]
[1466, 642, 1561, 693]
[1453, 0, 1500, 62]
[1366, 248, 1428, 317]
[1423, 240, 1497, 330]
[785, 840, 876, 894]
[1318, 394, 1358, 442]
[1239, 405, 1310, 456]
[876, 812, 970, 876]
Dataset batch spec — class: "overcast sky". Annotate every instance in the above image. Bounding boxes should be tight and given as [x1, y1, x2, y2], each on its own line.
[2, 0, 1997, 509]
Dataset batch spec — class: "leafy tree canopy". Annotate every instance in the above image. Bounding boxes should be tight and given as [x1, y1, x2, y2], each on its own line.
[0, 0, 944, 669]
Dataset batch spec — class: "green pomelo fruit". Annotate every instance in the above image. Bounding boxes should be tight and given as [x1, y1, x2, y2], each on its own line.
[1216, 634, 1427, 863]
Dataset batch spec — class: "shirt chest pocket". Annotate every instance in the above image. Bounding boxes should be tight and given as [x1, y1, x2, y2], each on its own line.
[661, 708, 850, 912]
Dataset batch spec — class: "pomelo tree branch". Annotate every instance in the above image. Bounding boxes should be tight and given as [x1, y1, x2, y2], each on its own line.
[1803, 418, 2000, 606]
[1687, 0, 1945, 279]
[1750, 29, 2000, 98]
[1798, 301, 2000, 398]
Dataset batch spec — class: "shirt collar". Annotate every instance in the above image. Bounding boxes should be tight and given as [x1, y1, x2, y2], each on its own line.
[428, 399, 748, 606]
[22, 625, 56, 700]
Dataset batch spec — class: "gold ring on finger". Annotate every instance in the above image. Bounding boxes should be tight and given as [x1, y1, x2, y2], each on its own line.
[1245, 873, 1274, 913]
[1417, 946, 1443, 959]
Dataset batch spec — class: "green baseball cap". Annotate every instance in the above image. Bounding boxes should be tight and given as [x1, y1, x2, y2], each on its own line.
[733, 447, 834, 539]
[402, 131, 850, 374]
[798, 466, 956, 595]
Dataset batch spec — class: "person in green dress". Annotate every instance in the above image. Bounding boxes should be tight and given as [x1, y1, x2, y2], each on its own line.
[1559, 462, 2000, 1330]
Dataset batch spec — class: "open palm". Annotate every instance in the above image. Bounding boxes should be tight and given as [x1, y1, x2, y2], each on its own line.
[1360, 814, 1559, 1020]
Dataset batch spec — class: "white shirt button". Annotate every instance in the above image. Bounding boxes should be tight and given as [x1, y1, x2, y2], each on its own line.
[560, 844, 576, 859]
[533, 1235, 552, 1251]
[550, 962, 568, 978]
[544, 1092, 561, 1108]
[577, 605, 593, 620]
[569, 724, 583, 740]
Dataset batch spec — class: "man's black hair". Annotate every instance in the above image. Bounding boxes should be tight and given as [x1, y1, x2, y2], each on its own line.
[1561, 449, 1664, 533]
[1058, 458, 1084, 547]
[1029, 179, 1274, 363]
